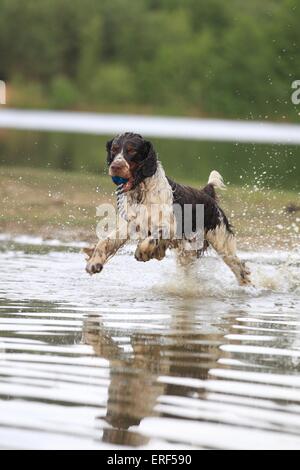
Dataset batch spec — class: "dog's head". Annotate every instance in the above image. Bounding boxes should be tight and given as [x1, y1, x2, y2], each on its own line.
[106, 133, 157, 192]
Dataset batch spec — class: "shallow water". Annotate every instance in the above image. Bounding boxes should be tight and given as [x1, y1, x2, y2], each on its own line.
[0, 236, 300, 449]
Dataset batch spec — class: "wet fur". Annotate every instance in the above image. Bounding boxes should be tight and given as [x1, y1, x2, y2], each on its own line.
[85, 134, 251, 286]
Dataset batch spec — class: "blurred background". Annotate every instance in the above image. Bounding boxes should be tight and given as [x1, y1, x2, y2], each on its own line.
[0, 0, 299, 241]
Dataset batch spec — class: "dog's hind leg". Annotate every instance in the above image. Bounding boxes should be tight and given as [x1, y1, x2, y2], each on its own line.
[206, 224, 252, 286]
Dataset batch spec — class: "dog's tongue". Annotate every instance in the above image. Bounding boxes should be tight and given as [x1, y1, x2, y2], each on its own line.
[122, 179, 134, 192]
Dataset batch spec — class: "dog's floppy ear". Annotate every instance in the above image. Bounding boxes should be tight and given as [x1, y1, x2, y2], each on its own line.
[141, 140, 157, 177]
[133, 140, 157, 187]
[106, 139, 114, 164]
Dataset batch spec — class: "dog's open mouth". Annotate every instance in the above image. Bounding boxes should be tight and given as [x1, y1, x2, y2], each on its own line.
[122, 178, 134, 192]
[110, 170, 135, 192]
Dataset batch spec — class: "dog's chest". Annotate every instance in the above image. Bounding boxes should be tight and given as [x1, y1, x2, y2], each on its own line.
[121, 164, 175, 228]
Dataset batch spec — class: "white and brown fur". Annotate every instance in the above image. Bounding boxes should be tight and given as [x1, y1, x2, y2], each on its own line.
[85, 133, 251, 286]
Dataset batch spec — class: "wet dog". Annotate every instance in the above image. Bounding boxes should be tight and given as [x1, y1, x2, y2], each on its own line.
[85, 133, 251, 286]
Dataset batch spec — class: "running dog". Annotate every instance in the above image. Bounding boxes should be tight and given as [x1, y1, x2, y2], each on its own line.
[85, 132, 251, 286]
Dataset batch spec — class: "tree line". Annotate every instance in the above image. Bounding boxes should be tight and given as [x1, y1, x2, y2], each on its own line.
[0, 0, 299, 121]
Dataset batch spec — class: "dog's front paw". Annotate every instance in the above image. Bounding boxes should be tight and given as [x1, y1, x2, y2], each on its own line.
[135, 237, 168, 262]
[135, 238, 157, 262]
[86, 261, 103, 275]
[83, 246, 96, 261]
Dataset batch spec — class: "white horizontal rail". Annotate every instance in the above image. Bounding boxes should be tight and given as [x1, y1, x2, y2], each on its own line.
[0, 108, 300, 145]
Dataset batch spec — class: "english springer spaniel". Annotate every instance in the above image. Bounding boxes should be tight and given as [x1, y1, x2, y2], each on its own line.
[85, 132, 251, 286]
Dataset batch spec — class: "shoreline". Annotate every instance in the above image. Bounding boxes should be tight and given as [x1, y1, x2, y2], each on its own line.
[1, 165, 299, 252]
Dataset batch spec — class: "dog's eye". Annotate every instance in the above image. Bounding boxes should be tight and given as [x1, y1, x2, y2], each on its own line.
[111, 146, 119, 154]
[127, 147, 136, 156]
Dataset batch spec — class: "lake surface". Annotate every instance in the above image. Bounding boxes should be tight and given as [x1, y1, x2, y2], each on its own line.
[1, 130, 299, 190]
[0, 235, 300, 449]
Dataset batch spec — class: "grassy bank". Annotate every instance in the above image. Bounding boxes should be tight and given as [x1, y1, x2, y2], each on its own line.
[0, 166, 113, 243]
[0, 166, 299, 250]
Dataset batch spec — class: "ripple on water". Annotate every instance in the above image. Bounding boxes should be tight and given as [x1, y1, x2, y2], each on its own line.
[0, 239, 299, 449]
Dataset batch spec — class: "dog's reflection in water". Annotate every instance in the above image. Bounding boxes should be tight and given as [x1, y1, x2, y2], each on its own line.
[82, 304, 224, 447]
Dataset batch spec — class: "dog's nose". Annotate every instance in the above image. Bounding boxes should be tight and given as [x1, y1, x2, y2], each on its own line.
[110, 162, 124, 172]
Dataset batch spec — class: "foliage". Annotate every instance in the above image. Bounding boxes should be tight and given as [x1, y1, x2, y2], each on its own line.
[0, 0, 299, 120]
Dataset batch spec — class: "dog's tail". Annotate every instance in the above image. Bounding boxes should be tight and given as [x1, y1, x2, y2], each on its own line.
[208, 170, 226, 190]
[203, 170, 226, 199]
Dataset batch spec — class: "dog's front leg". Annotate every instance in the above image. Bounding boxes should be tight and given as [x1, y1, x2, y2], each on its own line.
[135, 208, 176, 263]
[135, 233, 170, 262]
[85, 229, 127, 274]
